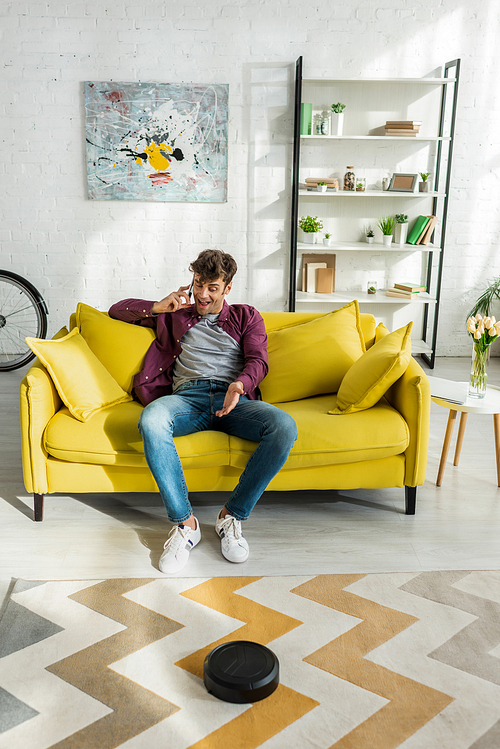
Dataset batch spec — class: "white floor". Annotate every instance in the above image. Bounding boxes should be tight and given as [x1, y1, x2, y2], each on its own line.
[2, 357, 500, 610]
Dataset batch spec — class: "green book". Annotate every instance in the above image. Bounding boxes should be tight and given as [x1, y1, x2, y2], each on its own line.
[407, 216, 430, 245]
[300, 103, 312, 135]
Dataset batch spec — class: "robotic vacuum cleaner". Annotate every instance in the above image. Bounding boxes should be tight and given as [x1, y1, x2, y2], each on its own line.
[203, 640, 279, 703]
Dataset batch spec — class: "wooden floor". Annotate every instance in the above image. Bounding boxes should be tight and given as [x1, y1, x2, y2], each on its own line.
[3, 357, 500, 608]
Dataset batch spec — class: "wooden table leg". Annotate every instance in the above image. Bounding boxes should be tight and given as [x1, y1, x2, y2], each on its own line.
[493, 414, 500, 487]
[437, 409, 457, 486]
[453, 412, 468, 466]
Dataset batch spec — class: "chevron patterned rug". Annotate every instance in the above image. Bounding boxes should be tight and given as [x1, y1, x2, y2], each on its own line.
[1, 573, 500, 748]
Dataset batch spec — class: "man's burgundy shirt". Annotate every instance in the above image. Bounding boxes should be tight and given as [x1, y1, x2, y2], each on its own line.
[108, 298, 269, 406]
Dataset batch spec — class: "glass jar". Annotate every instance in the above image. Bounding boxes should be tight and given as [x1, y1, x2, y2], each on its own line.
[321, 111, 330, 135]
[344, 166, 355, 191]
[356, 177, 366, 192]
[314, 114, 322, 135]
[367, 280, 378, 295]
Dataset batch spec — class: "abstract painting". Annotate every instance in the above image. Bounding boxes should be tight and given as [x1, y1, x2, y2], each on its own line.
[84, 81, 228, 202]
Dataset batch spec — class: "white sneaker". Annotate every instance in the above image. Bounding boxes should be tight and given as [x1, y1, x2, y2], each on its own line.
[159, 518, 201, 574]
[215, 511, 249, 563]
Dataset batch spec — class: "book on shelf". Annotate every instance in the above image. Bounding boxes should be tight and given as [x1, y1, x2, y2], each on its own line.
[417, 215, 438, 245]
[385, 130, 419, 137]
[317, 267, 335, 293]
[394, 282, 427, 293]
[385, 121, 422, 128]
[386, 288, 421, 299]
[305, 262, 327, 292]
[304, 177, 338, 186]
[407, 215, 431, 245]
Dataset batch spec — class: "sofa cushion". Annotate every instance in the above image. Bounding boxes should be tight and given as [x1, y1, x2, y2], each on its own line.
[262, 311, 376, 347]
[260, 301, 365, 404]
[76, 303, 155, 393]
[229, 394, 409, 471]
[375, 321, 390, 342]
[44, 401, 231, 469]
[330, 322, 413, 415]
[26, 328, 132, 422]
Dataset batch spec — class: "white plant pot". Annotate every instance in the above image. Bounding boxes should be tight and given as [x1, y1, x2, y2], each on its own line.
[323, 238, 332, 246]
[365, 236, 375, 244]
[382, 235, 393, 247]
[394, 223, 408, 246]
[331, 112, 344, 136]
[302, 232, 319, 244]
[317, 185, 327, 193]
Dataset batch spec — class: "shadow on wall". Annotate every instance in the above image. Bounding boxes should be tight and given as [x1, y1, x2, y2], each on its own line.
[242, 62, 295, 312]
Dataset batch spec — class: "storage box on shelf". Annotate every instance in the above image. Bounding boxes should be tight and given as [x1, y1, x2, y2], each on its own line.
[290, 57, 460, 367]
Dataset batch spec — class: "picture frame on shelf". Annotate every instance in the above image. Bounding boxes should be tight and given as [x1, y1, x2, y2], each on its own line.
[388, 173, 418, 192]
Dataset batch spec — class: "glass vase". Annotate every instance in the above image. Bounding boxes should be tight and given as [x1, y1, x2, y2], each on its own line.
[344, 167, 355, 191]
[469, 341, 490, 398]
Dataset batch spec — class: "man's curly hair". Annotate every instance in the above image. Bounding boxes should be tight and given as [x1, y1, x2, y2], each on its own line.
[189, 249, 237, 287]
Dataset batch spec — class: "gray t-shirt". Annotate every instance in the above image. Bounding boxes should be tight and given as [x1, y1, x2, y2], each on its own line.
[172, 313, 245, 391]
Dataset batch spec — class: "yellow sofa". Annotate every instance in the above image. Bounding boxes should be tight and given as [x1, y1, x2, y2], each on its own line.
[20, 304, 430, 521]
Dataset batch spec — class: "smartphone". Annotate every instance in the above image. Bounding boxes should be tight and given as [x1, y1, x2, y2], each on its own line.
[187, 277, 194, 302]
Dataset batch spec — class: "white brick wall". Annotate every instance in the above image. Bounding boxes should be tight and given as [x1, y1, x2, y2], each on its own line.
[1, 0, 499, 355]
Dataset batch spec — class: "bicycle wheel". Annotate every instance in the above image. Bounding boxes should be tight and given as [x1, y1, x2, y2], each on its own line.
[0, 270, 48, 371]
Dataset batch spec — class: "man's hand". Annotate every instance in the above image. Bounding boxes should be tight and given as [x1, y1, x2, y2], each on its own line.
[151, 285, 191, 314]
[216, 381, 244, 418]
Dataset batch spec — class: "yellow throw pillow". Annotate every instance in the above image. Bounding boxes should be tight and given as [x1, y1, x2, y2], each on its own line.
[260, 301, 366, 404]
[76, 303, 155, 393]
[26, 328, 132, 422]
[375, 321, 390, 343]
[330, 321, 413, 415]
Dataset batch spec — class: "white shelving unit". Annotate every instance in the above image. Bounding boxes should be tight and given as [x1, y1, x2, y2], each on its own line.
[289, 57, 461, 367]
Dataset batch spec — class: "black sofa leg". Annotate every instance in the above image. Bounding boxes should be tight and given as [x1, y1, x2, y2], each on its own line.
[34, 493, 44, 522]
[405, 486, 416, 515]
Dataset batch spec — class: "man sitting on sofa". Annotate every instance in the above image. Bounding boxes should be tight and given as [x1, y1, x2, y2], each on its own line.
[109, 249, 297, 573]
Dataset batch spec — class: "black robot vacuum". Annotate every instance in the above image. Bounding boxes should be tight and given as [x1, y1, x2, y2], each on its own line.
[204, 641, 279, 703]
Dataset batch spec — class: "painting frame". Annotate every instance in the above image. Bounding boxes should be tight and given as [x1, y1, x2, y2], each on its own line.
[84, 81, 229, 203]
[388, 173, 418, 193]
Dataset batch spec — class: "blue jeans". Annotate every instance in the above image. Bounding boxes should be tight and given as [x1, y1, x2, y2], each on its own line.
[138, 379, 297, 523]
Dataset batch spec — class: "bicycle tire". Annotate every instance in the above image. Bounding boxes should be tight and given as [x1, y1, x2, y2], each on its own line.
[0, 270, 49, 371]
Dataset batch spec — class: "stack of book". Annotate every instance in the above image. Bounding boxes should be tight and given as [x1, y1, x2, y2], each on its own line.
[384, 120, 421, 136]
[304, 177, 339, 191]
[407, 215, 438, 245]
[302, 253, 336, 293]
[386, 282, 426, 299]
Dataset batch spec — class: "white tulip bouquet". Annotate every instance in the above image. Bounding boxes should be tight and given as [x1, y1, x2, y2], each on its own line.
[466, 313, 500, 395]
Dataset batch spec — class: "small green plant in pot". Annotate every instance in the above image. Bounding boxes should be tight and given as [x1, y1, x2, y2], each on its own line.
[317, 181, 327, 193]
[323, 231, 332, 246]
[419, 172, 431, 192]
[394, 214, 409, 245]
[299, 215, 323, 244]
[330, 102, 346, 135]
[377, 216, 396, 246]
[365, 225, 375, 244]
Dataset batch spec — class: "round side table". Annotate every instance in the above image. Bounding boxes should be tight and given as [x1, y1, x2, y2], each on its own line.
[430, 380, 500, 486]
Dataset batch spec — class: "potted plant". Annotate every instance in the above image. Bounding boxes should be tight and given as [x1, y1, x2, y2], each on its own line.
[317, 181, 328, 193]
[394, 214, 409, 245]
[365, 226, 375, 244]
[330, 102, 346, 136]
[419, 172, 431, 192]
[298, 215, 323, 244]
[377, 216, 396, 246]
[323, 232, 332, 246]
